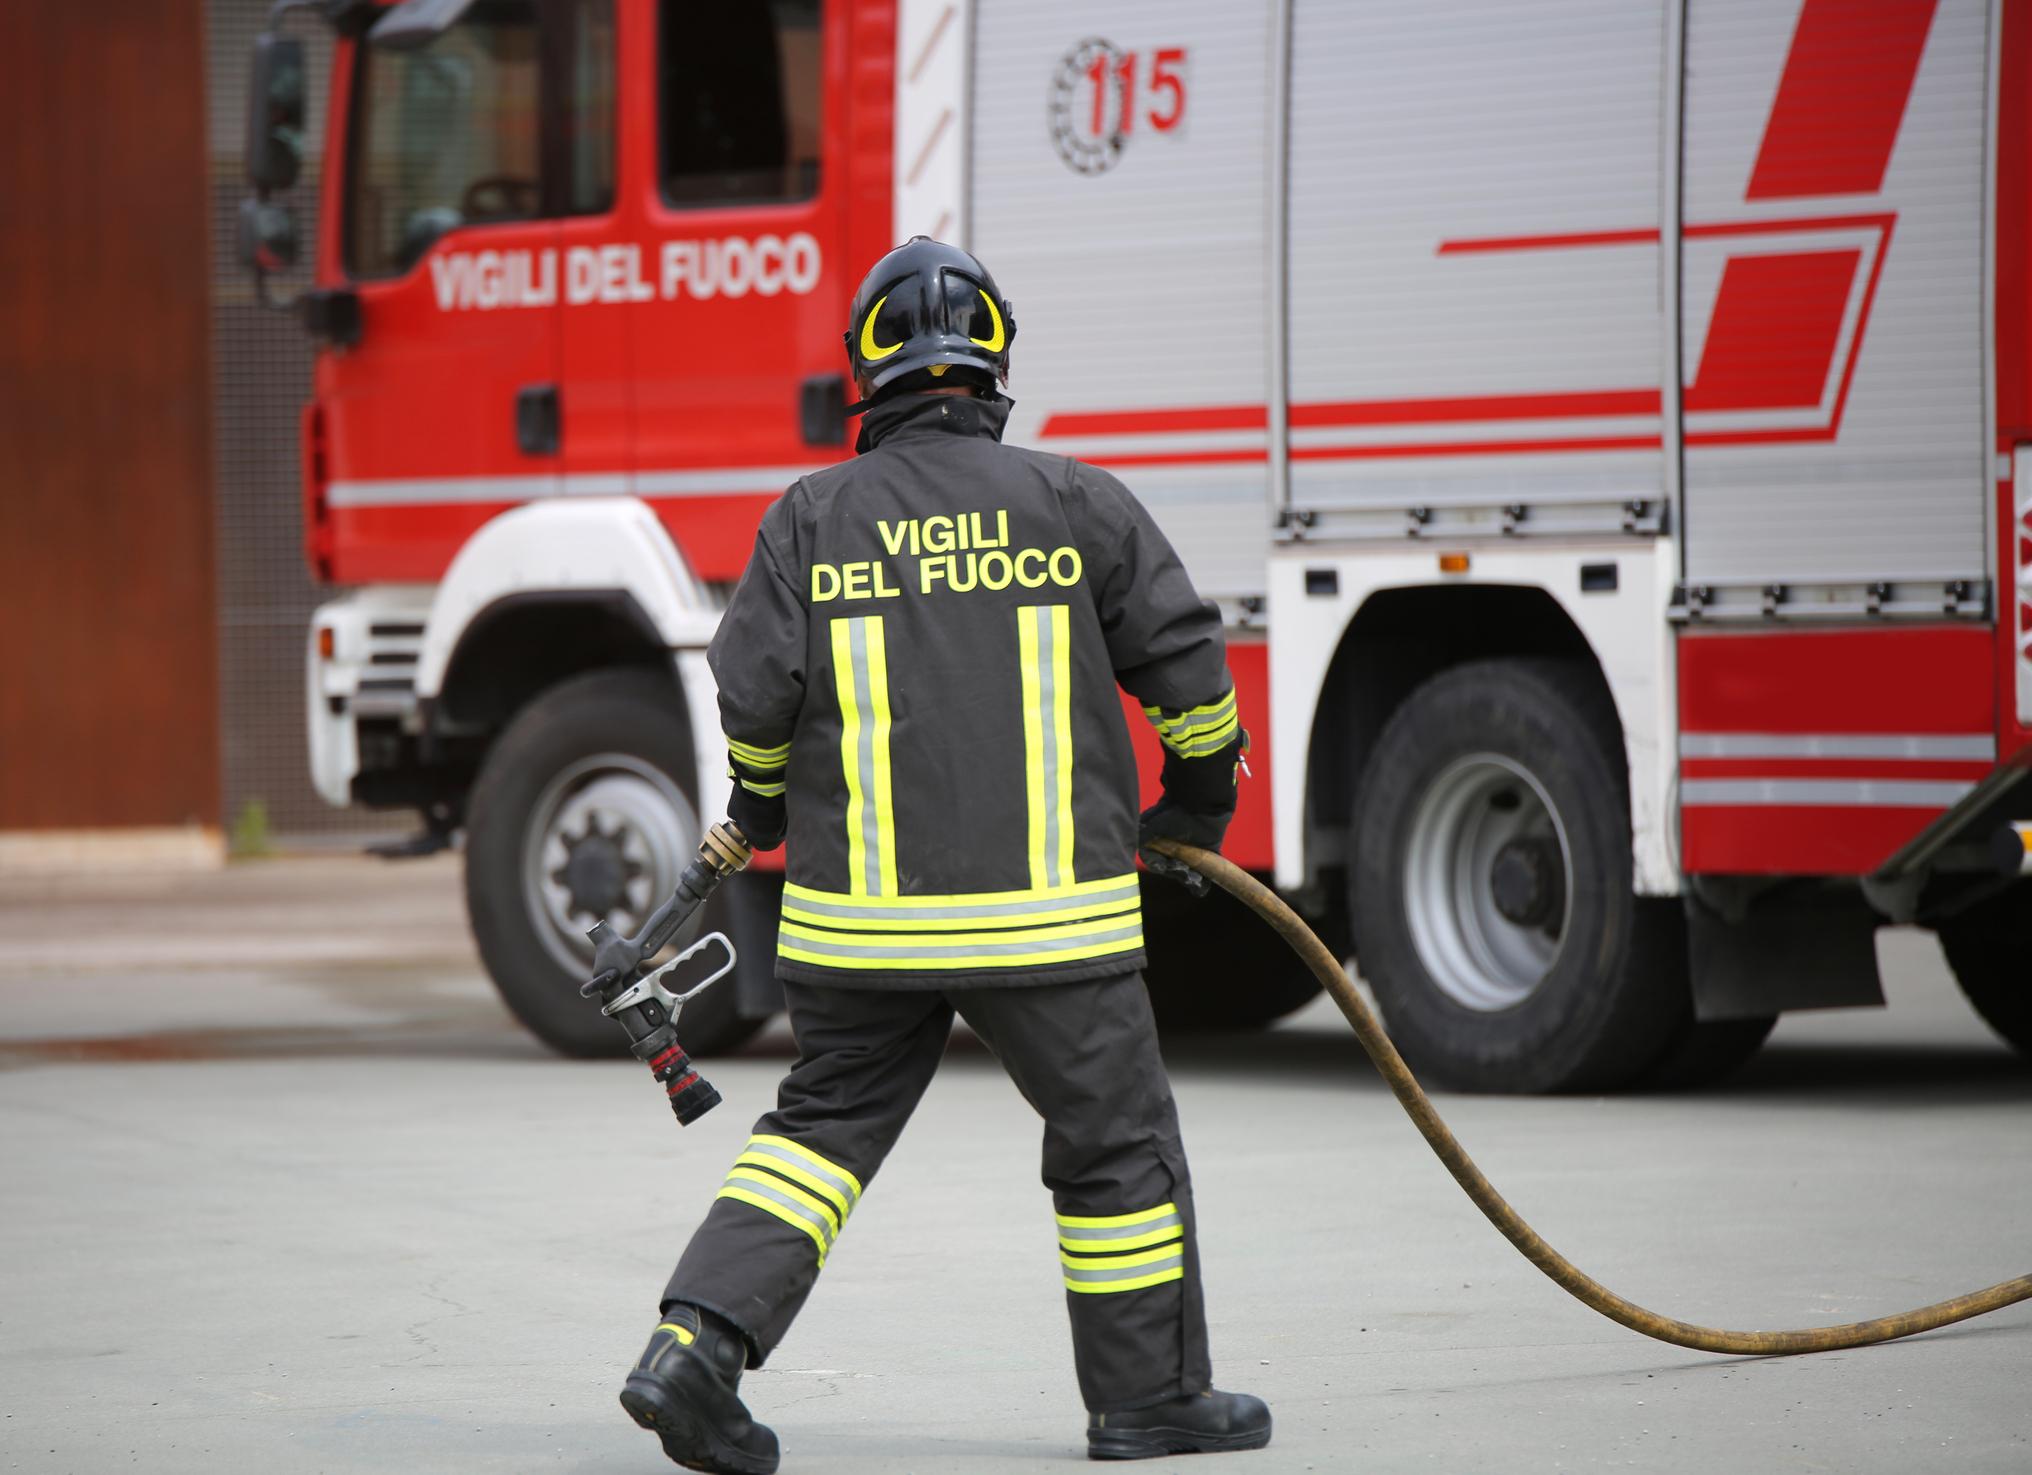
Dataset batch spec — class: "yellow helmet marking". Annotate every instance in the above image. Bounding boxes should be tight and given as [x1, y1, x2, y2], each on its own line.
[969, 290, 1006, 353]
[859, 295, 903, 361]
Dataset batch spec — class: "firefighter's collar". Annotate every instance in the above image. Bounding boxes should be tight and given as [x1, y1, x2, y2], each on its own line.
[856, 391, 1010, 454]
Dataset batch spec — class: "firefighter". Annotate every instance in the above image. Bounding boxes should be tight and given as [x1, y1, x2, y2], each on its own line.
[620, 237, 1270, 1472]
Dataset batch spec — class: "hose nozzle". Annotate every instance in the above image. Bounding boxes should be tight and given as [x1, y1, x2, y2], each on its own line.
[582, 821, 755, 1127]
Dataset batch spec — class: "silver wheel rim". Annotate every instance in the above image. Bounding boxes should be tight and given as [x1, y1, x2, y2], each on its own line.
[1402, 753, 1572, 1012]
[520, 753, 699, 978]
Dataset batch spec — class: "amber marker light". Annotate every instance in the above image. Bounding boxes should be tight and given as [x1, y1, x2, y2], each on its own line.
[317, 626, 336, 661]
[1438, 553, 1471, 574]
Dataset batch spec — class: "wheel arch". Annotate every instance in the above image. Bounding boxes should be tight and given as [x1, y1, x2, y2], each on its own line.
[1305, 582, 1625, 887]
[433, 589, 677, 735]
[412, 495, 726, 807]
[414, 495, 719, 706]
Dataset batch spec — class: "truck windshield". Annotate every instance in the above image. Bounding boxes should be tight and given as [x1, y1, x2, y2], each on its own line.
[346, 0, 541, 278]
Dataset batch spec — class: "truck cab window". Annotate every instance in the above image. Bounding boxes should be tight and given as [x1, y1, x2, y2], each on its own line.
[565, 0, 618, 215]
[660, 0, 821, 206]
[346, 0, 616, 279]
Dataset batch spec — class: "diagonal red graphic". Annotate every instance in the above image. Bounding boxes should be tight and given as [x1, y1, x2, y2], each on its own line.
[1685, 249, 1861, 413]
[1747, 0, 1937, 200]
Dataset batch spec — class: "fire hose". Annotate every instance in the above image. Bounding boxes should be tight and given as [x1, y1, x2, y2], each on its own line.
[1147, 836, 2032, 1356]
[585, 822, 2031, 1354]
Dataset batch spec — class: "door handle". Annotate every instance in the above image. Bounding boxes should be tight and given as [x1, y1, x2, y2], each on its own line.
[516, 382, 560, 456]
[799, 373, 847, 447]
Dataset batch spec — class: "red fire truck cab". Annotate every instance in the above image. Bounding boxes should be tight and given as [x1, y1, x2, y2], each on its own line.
[241, 0, 2032, 1090]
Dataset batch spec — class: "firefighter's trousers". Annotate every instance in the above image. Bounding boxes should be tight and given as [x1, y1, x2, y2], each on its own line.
[662, 971, 1213, 1412]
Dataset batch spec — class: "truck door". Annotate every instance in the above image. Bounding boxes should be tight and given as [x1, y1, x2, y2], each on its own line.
[626, 0, 848, 583]
[317, 0, 614, 583]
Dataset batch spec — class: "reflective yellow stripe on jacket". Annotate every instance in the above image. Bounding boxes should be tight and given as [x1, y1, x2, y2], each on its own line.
[1143, 689, 1239, 758]
[1019, 604, 1075, 890]
[801, 605, 1145, 973]
[831, 615, 898, 896]
[726, 734, 790, 798]
[778, 875, 1143, 970]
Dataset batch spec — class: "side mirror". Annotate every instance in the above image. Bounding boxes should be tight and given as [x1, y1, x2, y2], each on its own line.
[238, 196, 300, 273]
[245, 34, 306, 193]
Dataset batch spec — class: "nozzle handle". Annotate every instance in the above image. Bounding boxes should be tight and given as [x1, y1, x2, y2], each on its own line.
[582, 821, 755, 999]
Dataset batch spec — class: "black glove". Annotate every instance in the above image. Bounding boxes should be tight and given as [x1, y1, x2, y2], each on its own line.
[1138, 731, 1246, 897]
[727, 782, 787, 852]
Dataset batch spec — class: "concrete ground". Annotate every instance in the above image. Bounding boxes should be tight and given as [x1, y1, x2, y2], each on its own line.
[0, 856, 2026, 1474]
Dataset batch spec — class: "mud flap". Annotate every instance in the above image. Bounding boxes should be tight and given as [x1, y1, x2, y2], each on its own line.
[1687, 883, 1884, 1022]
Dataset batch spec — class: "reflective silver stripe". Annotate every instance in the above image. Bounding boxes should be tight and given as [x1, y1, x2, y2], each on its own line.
[1680, 733, 1996, 761]
[327, 464, 823, 507]
[327, 473, 558, 506]
[781, 922, 1144, 961]
[1062, 1251, 1185, 1285]
[1038, 607, 1064, 887]
[720, 1175, 837, 1248]
[1057, 1211, 1182, 1243]
[1680, 779, 1975, 808]
[742, 1141, 860, 1210]
[783, 880, 1140, 923]
[633, 466, 823, 495]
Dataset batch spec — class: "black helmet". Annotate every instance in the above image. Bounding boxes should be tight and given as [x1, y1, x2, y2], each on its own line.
[843, 237, 1016, 408]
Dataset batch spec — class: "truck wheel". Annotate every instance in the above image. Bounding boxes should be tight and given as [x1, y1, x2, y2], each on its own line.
[1141, 875, 1322, 1031]
[1937, 881, 2032, 1055]
[464, 668, 769, 1059]
[1348, 658, 1682, 1093]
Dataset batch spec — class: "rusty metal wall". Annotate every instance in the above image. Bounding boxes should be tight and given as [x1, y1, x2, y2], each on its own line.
[207, 1, 400, 841]
[0, 1, 221, 831]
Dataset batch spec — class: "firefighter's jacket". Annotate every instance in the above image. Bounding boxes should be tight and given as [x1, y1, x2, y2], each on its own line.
[707, 391, 1235, 988]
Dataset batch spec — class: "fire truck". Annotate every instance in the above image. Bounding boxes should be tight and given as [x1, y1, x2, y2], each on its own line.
[238, 0, 2031, 1090]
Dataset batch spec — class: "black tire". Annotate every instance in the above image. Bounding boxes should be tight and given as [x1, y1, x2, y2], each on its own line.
[1141, 874, 1323, 1031]
[1938, 880, 2032, 1054]
[1638, 1015, 1776, 1091]
[464, 667, 770, 1058]
[1348, 658, 1684, 1093]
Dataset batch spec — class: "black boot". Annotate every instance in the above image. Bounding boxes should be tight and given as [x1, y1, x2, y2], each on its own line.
[1087, 1388, 1273, 1461]
[620, 1304, 780, 1475]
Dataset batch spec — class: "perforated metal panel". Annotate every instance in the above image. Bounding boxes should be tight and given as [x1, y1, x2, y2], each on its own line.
[207, 1, 400, 840]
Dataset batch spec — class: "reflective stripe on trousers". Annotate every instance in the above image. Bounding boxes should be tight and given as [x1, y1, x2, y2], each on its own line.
[713, 1134, 866, 1266]
[1058, 1201, 1188, 1293]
